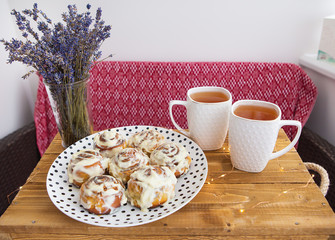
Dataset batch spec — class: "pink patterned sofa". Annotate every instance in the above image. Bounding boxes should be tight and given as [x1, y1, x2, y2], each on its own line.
[34, 61, 317, 155]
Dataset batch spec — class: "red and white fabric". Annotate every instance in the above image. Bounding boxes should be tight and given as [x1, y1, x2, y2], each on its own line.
[34, 61, 317, 155]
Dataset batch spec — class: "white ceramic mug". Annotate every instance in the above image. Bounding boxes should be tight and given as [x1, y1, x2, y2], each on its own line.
[169, 86, 232, 150]
[229, 100, 302, 173]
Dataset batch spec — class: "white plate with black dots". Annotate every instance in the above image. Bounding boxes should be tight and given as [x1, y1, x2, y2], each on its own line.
[46, 125, 208, 227]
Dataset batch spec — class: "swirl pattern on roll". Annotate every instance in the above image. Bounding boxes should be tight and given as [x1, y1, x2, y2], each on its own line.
[128, 129, 165, 155]
[109, 148, 149, 184]
[126, 165, 177, 212]
[150, 142, 192, 177]
[80, 175, 127, 215]
[94, 130, 126, 159]
[67, 149, 106, 187]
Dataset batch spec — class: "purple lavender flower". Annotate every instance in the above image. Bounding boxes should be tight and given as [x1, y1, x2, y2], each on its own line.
[95, 8, 102, 23]
[1, 3, 111, 84]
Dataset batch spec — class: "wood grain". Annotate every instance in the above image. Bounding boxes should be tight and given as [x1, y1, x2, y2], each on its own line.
[0, 129, 334, 239]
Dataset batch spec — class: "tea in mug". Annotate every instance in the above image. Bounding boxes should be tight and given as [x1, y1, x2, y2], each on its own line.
[190, 91, 229, 103]
[234, 104, 278, 121]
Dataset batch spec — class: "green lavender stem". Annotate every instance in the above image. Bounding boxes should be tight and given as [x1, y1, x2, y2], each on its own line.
[45, 77, 93, 148]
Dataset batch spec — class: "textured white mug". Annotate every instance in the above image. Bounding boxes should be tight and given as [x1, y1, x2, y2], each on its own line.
[169, 86, 232, 150]
[229, 100, 302, 173]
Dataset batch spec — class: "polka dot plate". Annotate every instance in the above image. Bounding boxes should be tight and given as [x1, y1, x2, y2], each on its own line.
[46, 126, 208, 227]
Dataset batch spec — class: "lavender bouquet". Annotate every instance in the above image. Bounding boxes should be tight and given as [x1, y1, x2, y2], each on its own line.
[1, 4, 111, 147]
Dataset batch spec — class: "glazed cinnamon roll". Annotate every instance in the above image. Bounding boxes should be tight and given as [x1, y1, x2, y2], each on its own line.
[94, 130, 126, 159]
[109, 148, 149, 185]
[150, 142, 192, 178]
[126, 165, 177, 212]
[127, 129, 165, 156]
[68, 149, 106, 188]
[80, 175, 127, 215]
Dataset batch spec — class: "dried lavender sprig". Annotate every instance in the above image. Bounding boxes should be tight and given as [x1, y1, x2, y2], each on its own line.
[1, 3, 111, 85]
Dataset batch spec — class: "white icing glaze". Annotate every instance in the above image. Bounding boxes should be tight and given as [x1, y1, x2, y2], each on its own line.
[109, 148, 149, 184]
[127, 165, 177, 212]
[80, 175, 127, 214]
[150, 142, 191, 176]
[94, 130, 126, 158]
[67, 149, 105, 186]
[100, 157, 109, 171]
[128, 130, 165, 155]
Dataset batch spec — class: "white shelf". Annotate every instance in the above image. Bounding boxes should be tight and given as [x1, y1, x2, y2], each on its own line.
[299, 54, 335, 80]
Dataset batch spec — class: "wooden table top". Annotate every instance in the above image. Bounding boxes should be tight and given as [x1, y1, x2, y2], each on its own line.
[1, 129, 335, 240]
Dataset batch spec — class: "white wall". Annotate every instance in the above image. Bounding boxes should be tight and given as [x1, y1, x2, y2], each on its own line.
[0, 1, 37, 138]
[1, 0, 335, 138]
[300, 55, 335, 146]
[305, 68, 335, 146]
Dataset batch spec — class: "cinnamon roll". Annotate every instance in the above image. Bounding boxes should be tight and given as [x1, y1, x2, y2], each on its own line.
[109, 148, 149, 184]
[80, 175, 127, 215]
[67, 149, 106, 188]
[126, 165, 177, 212]
[150, 142, 192, 178]
[94, 130, 126, 159]
[127, 129, 165, 156]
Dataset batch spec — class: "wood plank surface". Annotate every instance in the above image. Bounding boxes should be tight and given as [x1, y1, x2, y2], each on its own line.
[0, 129, 335, 239]
[5, 234, 332, 240]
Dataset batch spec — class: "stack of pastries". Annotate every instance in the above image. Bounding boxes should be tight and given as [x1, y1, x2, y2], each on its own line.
[68, 129, 192, 214]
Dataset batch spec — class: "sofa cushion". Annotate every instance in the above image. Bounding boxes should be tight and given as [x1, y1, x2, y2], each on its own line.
[34, 61, 317, 155]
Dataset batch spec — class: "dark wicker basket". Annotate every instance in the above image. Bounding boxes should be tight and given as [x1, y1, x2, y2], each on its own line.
[297, 127, 335, 212]
[0, 122, 40, 216]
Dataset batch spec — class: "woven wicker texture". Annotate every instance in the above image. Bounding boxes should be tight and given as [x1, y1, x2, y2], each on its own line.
[0, 122, 40, 216]
[298, 127, 335, 211]
[34, 61, 317, 155]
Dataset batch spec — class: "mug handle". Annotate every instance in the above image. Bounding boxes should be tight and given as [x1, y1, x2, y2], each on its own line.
[169, 100, 191, 137]
[269, 120, 302, 160]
